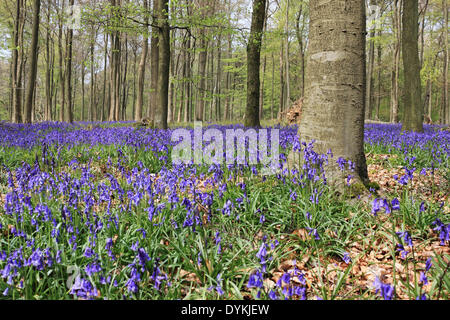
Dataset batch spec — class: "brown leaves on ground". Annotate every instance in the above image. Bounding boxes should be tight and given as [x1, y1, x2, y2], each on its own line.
[272, 233, 450, 299]
[366, 154, 448, 205]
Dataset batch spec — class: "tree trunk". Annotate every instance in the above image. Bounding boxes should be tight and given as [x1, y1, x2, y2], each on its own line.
[120, 34, 128, 121]
[299, 0, 369, 185]
[102, 33, 108, 122]
[58, 1, 66, 122]
[259, 4, 268, 121]
[135, 0, 149, 122]
[244, 0, 266, 127]
[443, 0, 449, 124]
[295, 4, 306, 97]
[44, 3, 53, 122]
[91, 35, 97, 121]
[66, 0, 74, 123]
[284, 0, 291, 109]
[149, 0, 160, 120]
[271, 52, 275, 120]
[12, 0, 23, 123]
[224, 15, 232, 121]
[375, 29, 382, 120]
[390, 0, 401, 123]
[24, 0, 41, 124]
[154, 0, 170, 129]
[365, 0, 377, 120]
[81, 62, 86, 121]
[402, 0, 423, 132]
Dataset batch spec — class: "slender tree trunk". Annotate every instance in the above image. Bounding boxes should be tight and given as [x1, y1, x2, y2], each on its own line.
[58, 1, 66, 122]
[390, 0, 401, 123]
[149, 0, 160, 120]
[375, 29, 382, 120]
[109, 0, 121, 122]
[184, 31, 191, 123]
[120, 34, 128, 121]
[443, 0, 449, 124]
[91, 35, 97, 121]
[196, 37, 208, 121]
[66, 0, 74, 123]
[284, 0, 291, 109]
[295, 3, 306, 97]
[299, 0, 369, 185]
[402, 0, 423, 132]
[44, 3, 53, 122]
[259, 4, 268, 121]
[245, 0, 266, 127]
[12, 0, 23, 123]
[271, 52, 275, 120]
[102, 33, 108, 122]
[419, 0, 428, 68]
[81, 62, 85, 121]
[135, 0, 149, 122]
[224, 21, 232, 121]
[365, 0, 377, 120]
[24, 0, 41, 124]
[215, 34, 222, 122]
[278, 45, 285, 120]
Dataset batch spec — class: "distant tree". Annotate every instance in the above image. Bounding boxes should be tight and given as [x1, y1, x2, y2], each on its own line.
[66, 0, 75, 123]
[135, 0, 149, 122]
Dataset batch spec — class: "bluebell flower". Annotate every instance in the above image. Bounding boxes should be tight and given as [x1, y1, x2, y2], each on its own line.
[268, 290, 278, 300]
[425, 258, 432, 272]
[419, 272, 428, 285]
[342, 252, 351, 264]
[247, 271, 263, 289]
[307, 228, 320, 240]
[391, 198, 400, 211]
[373, 277, 394, 300]
[396, 231, 413, 247]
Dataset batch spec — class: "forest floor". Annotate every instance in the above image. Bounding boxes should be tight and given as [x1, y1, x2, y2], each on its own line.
[0, 122, 448, 300]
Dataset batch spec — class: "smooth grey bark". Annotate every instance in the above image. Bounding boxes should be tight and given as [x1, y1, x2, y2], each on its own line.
[24, 0, 41, 124]
[244, 0, 266, 127]
[299, 0, 369, 185]
[402, 0, 423, 132]
[154, 0, 170, 129]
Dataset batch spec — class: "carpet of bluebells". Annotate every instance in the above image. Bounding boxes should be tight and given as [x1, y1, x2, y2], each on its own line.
[0, 121, 448, 300]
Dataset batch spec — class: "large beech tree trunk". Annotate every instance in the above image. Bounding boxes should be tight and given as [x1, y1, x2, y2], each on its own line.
[244, 0, 266, 127]
[154, 0, 170, 129]
[24, 0, 41, 124]
[402, 0, 423, 132]
[299, 0, 369, 185]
